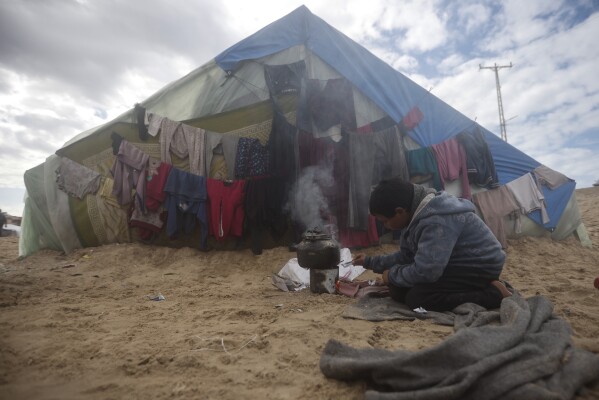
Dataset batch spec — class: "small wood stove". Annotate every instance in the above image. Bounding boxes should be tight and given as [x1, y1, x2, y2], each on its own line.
[296, 228, 340, 293]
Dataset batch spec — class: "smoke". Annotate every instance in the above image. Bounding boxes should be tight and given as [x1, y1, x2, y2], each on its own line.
[287, 163, 335, 236]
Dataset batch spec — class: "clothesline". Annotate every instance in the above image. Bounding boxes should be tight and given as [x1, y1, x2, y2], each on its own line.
[54, 107, 571, 252]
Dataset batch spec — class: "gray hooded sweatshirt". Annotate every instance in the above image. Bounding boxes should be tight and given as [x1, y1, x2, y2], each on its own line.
[365, 191, 505, 288]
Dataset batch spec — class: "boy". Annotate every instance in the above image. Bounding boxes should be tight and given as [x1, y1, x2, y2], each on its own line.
[353, 178, 512, 312]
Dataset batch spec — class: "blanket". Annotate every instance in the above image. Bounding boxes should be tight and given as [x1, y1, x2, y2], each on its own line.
[342, 293, 496, 327]
[321, 294, 599, 399]
[342, 294, 462, 326]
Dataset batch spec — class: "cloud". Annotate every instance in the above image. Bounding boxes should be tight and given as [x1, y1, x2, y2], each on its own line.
[0, 0, 229, 103]
[437, 54, 466, 73]
[0, 0, 598, 208]
[455, 3, 492, 34]
[369, 47, 420, 72]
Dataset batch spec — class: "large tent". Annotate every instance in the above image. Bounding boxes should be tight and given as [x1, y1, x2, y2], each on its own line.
[19, 5, 588, 257]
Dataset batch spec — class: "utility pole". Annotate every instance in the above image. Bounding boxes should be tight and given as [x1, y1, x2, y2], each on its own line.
[479, 62, 512, 142]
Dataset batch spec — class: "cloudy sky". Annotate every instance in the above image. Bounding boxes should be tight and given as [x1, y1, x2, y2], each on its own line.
[1, 0, 598, 216]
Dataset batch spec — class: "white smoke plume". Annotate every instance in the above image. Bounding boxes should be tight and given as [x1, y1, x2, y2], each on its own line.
[287, 163, 335, 236]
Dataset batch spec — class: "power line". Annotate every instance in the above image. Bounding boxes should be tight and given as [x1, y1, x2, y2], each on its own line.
[479, 62, 513, 142]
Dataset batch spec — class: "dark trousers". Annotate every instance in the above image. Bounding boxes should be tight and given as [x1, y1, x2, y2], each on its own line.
[388, 271, 503, 312]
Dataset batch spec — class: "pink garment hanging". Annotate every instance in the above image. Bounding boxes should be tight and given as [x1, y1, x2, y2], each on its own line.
[431, 137, 471, 199]
[401, 106, 424, 130]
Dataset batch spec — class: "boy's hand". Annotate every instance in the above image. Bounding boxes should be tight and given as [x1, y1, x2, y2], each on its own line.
[382, 270, 389, 284]
[352, 253, 367, 266]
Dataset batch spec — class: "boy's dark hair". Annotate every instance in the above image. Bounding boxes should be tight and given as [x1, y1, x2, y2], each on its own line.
[369, 178, 414, 218]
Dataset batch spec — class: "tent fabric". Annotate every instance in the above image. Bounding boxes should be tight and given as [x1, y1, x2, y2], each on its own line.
[216, 6, 475, 145]
[20, 6, 582, 256]
[213, 5, 575, 231]
[528, 181, 576, 230]
[22, 165, 63, 254]
[44, 155, 83, 253]
[481, 130, 540, 185]
[61, 45, 384, 150]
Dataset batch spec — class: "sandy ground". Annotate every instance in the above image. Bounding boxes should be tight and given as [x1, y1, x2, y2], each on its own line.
[1, 187, 599, 400]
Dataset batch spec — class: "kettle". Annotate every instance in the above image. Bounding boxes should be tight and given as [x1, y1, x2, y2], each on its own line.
[296, 228, 340, 270]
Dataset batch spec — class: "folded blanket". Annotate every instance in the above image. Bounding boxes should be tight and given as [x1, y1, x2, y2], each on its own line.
[342, 294, 462, 326]
[322, 294, 599, 399]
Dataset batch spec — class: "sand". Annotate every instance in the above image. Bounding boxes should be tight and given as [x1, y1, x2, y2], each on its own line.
[1, 187, 599, 400]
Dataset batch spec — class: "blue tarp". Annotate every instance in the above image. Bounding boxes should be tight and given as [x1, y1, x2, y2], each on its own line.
[215, 5, 575, 230]
[481, 129, 541, 185]
[216, 6, 474, 141]
[456, 128, 573, 230]
[528, 181, 576, 230]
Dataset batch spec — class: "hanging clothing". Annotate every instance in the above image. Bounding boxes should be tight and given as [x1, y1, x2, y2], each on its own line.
[147, 113, 165, 137]
[472, 186, 520, 249]
[505, 173, 550, 225]
[145, 161, 172, 211]
[224, 116, 273, 146]
[264, 61, 305, 97]
[298, 78, 356, 138]
[533, 165, 570, 190]
[372, 126, 410, 184]
[158, 117, 206, 176]
[134, 103, 149, 141]
[110, 139, 149, 211]
[206, 179, 246, 241]
[431, 137, 471, 199]
[129, 203, 164, 241]
[205, 132, 240, 181]
[357, 115, 396, 134]
[264, 64, 301, 179]
[244, 177, 289, 255]
[338, 216, 380, 249]
[234, 137, 270, 178]
[110, 132, 124, 155]
[175, 124, 206, 176]
[348, 131, 376, 230]
[55, 157, 102, 199]
[348, 124, 408, 236]
[268, 111, 298, 179]
[208, 153, 229, 180]
[400, 106, 424, 132]
[163, 168, 208, 249]
[456, 130, 500, 189]
[158, 118, 182, 160]
[406, 147, 442, 190]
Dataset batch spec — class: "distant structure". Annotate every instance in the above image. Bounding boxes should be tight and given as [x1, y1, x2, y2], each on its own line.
[7, 215, 22, 226]
[480, 62, 513, 142]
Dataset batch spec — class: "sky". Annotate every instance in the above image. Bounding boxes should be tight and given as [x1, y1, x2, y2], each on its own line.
[1, 0, 598, 217]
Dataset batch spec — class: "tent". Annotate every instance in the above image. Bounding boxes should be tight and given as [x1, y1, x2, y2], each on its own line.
[19, 5, 589, 257]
